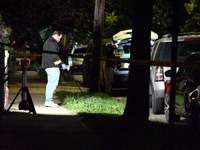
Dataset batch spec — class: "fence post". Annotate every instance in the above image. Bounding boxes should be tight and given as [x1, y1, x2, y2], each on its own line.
[0, 47, 5, 111]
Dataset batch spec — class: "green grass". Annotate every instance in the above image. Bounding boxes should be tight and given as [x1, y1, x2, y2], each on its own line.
[55, 91, 125, 115]
[59, 80, 81, 87]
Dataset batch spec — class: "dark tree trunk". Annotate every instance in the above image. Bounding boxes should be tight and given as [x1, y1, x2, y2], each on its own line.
[122, 0, 153, 124]
[89, 0, 105, 92]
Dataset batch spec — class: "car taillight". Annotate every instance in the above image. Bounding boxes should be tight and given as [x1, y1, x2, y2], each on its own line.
[155, 66, 164, 81]
[112, 45, 117, 48]
[73, 66, 78, 69]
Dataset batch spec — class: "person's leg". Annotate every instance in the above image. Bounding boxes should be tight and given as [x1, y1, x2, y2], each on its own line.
[44, 67, 60, 107]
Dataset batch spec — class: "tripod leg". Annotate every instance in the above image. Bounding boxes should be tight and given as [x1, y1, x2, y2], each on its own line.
[7, 87, 22, 112]
[65, 70, 85, 95]
[25, 87, 37, 115]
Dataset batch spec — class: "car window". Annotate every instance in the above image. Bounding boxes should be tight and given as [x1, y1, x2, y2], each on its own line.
[150, 42, 158, 60]
[156, 40, 200, 62]
[74, 48, 87, 53]
[179, 44, 200, 56]
[185, 67, 193, 76]
[154, 42, 167, 61]
[181, 55, 200, 76]
[123, 45, 130, 53]
[117, 42, 131, 50]
[192, 67, 200, 77]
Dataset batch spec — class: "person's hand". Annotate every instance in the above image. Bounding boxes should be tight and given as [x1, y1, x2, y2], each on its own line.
[54, 60, 61, 65]
[66, 65, 70, 70]
[61, 64, 67, 70]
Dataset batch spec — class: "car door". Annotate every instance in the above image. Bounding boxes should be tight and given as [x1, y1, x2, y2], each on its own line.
[175, 68, 187, 115]
[175, 64, 200, 116]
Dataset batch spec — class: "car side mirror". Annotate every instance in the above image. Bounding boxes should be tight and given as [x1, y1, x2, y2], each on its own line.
[165, 70, 171, 77]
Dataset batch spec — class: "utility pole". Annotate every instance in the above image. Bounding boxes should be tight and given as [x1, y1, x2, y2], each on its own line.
[169, 0, 179, 149]
[89, 0, 105, 92]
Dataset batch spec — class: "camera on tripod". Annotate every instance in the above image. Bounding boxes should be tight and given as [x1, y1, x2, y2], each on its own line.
[18, 59, 31, 72]
[19, 59, 31, 66]
[7, 51, 36, 114]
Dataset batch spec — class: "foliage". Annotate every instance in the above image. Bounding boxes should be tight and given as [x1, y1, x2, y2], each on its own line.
[55, 91, 125, 115]
[152, 0, 200, 36]
[152, 1, 173, 36]
[183, 0, 200, 32]
[0, 0, 94, 44]
[29, 62, 41, 72]
[104, 0, 134, 37]
[1, 0, 200, 42]
[0, 14, 12, 44]
[104, 10, 118, 35]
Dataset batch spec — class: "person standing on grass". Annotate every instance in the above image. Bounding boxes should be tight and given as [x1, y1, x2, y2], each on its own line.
[42, 30, 70, 107]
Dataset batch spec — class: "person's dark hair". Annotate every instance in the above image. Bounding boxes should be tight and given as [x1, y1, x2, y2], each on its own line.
[52, 30, 62, 36]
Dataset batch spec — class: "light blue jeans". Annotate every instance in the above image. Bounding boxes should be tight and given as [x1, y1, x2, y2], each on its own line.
[45, 67, 60, 102]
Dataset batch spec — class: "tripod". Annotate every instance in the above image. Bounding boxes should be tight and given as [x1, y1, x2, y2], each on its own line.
[7, 48, 36, 114]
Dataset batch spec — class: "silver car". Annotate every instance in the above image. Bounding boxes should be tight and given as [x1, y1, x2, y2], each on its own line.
[150, 32, 200, 114]
[68, 45, 88, 75]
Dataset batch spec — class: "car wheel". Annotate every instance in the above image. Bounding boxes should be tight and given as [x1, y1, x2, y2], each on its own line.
[149, 82, 152, 108]
[164, 93, 181, 123]
[187, 100, 199, 128]
[151, 86, 164, 114]
[164, 93, 170, 122]
[149, 94, 152, 108]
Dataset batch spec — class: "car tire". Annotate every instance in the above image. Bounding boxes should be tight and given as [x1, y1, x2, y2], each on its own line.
[149, 82, 152, 108]
[164, 93, 170, 122]
[164, 93, 181, 123]
[151, 85, 164, 114]
[187, 100, 199, 128]
[149, 94, 152, 108]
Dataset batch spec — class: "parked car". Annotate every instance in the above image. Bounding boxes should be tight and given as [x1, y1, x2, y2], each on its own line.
[150, 32, 200, 114]
[99, 30, 158, 94]
[82, 29, 158, 94]
[68, 45, 88, 75]
[82, 41, 135, 92]
[82, 42, 108, 87]
[164, 53, 200, 127]
[112, 29, 158, 47]
[100, 41, 131, 94]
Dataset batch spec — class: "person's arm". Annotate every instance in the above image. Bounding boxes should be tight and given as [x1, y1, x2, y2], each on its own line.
[49, 42, 62, 63]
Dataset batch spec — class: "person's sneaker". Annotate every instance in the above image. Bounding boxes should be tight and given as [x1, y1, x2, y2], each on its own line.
[44, 101, 59, 107]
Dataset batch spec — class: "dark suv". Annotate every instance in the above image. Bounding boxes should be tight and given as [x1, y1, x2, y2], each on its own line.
[165, 53, 200, 127]
[150, 32, 200, 114]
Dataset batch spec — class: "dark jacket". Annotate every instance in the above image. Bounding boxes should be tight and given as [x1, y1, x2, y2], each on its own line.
[41, 36, 62, 69]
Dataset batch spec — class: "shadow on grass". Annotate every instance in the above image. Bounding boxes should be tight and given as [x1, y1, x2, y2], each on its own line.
[1, 110, 200, 150]
[79, 112, 200, 150]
